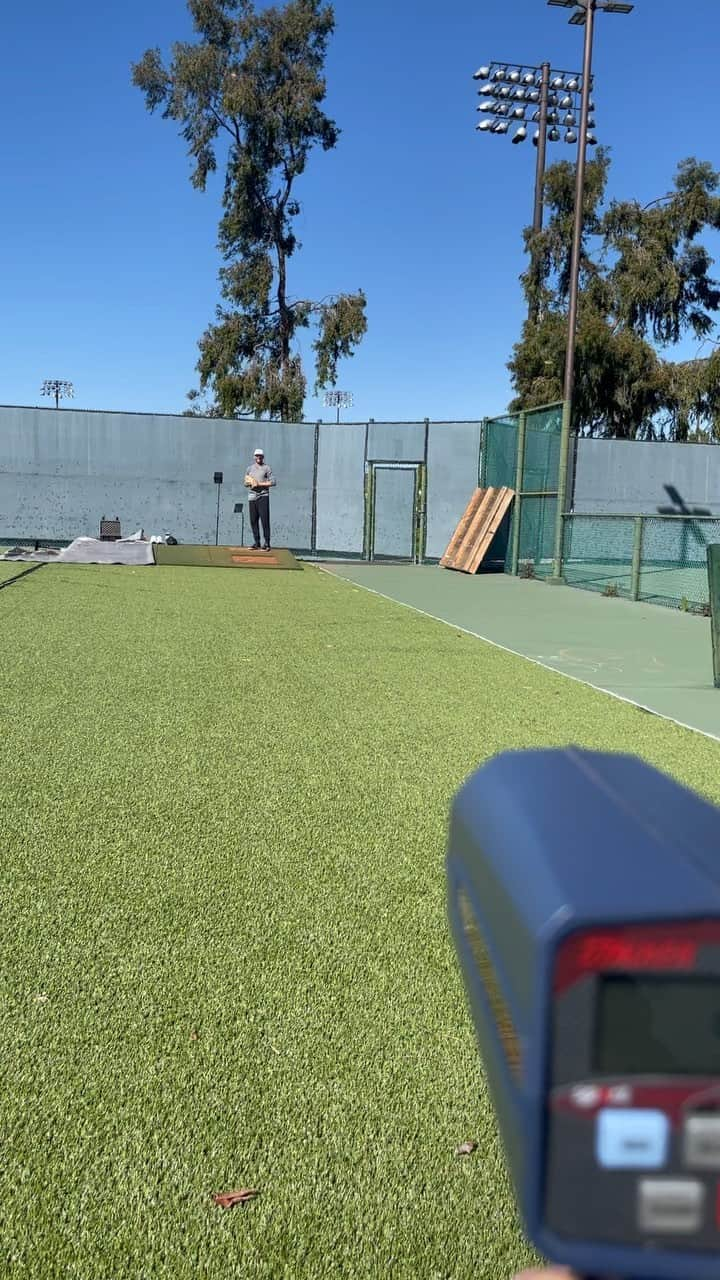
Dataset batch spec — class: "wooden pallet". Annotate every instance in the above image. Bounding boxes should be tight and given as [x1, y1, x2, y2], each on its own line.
[440, 487, 515, 574]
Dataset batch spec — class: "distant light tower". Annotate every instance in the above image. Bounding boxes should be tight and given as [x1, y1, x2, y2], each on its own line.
[41, 379, 74, 409]
[324, 390, 354, 423]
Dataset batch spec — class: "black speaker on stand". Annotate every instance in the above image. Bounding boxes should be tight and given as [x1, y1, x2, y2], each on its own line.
[213, 471, 223, 545]
[233, 502, 245, 548]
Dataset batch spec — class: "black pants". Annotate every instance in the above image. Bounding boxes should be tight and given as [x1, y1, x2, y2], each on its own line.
[249, 495, 270, 547]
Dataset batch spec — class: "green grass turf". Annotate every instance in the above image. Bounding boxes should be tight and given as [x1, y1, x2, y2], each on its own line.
[0, 561, 41, 585]
[2, 563, 720, 1278]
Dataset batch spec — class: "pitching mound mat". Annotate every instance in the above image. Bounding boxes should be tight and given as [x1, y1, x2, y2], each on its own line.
[154, 545, 302, 570]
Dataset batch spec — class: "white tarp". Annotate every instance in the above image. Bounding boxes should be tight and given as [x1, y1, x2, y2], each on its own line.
[1, 537, 155, 565]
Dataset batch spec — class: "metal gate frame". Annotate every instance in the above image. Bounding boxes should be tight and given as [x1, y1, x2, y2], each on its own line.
[364, 461, 426, 563]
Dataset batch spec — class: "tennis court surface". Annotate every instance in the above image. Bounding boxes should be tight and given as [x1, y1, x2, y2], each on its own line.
[324, 564, 719, 740]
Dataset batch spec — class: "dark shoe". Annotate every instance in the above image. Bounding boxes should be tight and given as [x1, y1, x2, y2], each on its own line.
[252, 544, 261, 551]
[263, 545, 271, 552]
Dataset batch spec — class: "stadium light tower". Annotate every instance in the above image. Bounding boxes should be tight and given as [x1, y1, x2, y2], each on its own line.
[324, 390, 354, 423]
[548, 0, 633, 581]
[41, 379, 74, 409]
[473, 61, 591, 235]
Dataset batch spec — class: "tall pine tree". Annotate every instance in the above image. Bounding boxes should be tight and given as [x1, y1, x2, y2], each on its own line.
[133, 0, 366, 420]
[510, 150, 720, 439]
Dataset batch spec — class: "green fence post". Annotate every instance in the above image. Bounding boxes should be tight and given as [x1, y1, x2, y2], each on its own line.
[708, 544, 720, 689]
[630, 517, 643, 601]
[479, 418, 489, 488]
[549, 399, 572, 584]
[510, 410, 527, 576]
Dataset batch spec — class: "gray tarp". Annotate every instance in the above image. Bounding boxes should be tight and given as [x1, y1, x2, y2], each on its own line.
[1, 537, 155, 565]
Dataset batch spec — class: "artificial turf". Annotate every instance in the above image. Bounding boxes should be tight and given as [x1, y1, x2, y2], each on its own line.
[2, 562, 720, 1279]
[0, 562, 44, 586]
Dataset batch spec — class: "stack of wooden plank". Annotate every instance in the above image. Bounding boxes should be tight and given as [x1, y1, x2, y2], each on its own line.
[440, 487, 515, 574]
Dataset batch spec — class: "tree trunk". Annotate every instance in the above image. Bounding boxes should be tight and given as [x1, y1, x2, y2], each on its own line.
[276, 240, 291, 422]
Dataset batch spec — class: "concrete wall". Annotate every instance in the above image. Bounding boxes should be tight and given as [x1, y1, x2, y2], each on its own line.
[574, 438, 720, 515]
[426, 421, 482, 559]
[6, 403, 718, 552]
[0, 406, 316, 546]
[315, 423, 366, 554]
[0, 405, 485, 556]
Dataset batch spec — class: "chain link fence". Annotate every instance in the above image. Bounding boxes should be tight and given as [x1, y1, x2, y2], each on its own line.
[483, 405, 718, 610]
[561, 513, 720, 610]
[482, 404, 562, 577]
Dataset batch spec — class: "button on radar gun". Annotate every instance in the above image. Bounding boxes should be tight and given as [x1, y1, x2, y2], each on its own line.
[446, 748, 720, 1280]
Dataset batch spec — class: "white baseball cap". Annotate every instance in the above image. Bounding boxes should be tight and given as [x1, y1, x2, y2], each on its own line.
[254, 447, 264, 455]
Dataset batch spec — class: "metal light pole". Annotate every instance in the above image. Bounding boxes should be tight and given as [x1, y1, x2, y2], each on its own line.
[41, 379, 74, 409]
[548, 0, 633, 581]
[533, 63, 551, 234]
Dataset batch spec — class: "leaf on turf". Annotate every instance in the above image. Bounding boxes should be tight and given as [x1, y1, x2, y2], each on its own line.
[212, 1188, 259, 1209]
[455, 1141, 477, 1157]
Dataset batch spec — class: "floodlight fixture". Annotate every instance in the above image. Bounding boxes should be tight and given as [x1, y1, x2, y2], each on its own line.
[324, 390, 354, 422]
[41, 379, 74, 409]
[472, 57, 586, 240]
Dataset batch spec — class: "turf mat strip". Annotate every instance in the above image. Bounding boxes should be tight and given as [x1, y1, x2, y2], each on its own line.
[154, 544, 302, 570]
[2, 562, 720, 1278]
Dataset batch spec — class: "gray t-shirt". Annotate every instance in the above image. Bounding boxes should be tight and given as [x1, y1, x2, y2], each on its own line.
[245, 462, 276, 500]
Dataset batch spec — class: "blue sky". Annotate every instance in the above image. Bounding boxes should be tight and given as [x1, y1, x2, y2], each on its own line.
[1, 0, 718, 423]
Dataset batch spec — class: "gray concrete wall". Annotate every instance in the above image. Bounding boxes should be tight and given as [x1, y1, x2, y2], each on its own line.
[426, 421, 482, 559]
[315, 423, 366, 554]
[11, 403, 718, 553]
[0, 406, 315, 546]
[0, 405, 486, 555]
[574, 438, 720, 515]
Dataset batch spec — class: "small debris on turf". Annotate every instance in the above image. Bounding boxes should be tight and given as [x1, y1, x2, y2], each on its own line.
[212, 1188, 259, 1209]
[190, 1029, 199, 1041]
[455, 1141, 478, 1157]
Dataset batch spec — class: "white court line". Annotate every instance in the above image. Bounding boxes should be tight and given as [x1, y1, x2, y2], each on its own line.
[317, 566, 720, 745]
